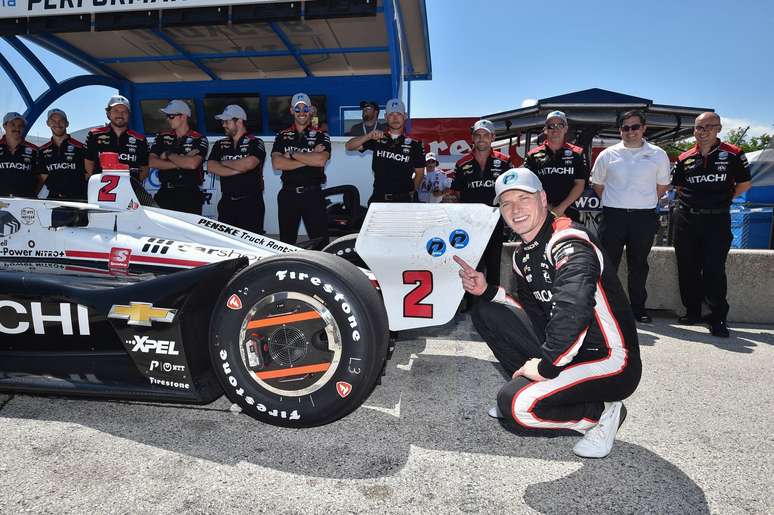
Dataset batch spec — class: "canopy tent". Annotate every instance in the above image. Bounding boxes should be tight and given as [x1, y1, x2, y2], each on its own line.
[483, 88, 712, 154]
[0, 0, 431, 136]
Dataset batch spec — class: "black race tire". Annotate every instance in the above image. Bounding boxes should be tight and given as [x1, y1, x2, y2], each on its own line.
[321, 233, 366, 269]
[209, 251, 388, 427]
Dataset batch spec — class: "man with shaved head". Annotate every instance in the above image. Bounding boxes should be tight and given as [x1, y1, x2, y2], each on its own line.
[671, 112, 752, 337]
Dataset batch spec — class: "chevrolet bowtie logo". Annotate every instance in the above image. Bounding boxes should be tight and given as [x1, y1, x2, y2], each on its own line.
[107, 302, 177, 327]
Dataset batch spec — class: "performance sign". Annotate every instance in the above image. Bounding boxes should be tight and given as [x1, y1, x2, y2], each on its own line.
[0, 0, 299, 19]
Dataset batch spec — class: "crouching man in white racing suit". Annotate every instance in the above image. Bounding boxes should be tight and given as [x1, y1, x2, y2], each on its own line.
[455, 168, 641, 458]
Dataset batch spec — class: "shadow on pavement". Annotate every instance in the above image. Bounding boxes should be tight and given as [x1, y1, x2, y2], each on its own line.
[1, 318, 711, 514]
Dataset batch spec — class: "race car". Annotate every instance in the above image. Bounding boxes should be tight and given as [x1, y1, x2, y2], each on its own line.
[0, 154, 499, 427]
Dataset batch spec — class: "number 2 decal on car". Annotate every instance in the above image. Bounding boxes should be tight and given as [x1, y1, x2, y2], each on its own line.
[403, 270, 433, 318]
[98, 175, 120, 202]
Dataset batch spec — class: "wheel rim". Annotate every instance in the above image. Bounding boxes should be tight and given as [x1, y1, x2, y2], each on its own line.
[237, 291, 343, 397]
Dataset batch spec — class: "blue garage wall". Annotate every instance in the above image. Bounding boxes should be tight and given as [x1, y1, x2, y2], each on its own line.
[126, 74, 393, 137]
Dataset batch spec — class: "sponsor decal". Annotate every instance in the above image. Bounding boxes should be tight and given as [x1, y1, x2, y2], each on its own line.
[150, 360, 185, 373]
[426, 237, 446, 257]
[109, 247, 131, 270]
[128, 137, 136, 144]
[532, 290, 553, 302]
[719, 151, 728, 159]
[148, 377, 189, 389]
[0, 211, 21, 237]
[108, 302, 177, 326]
[227, 294, 243, 310]
[375, 149, 410, 163]
[129, 335, 179, 355]
[126, 199, 140, 210]
[336, 381, 352, 398]
[565, 149, 572, 156]
[449, 229, 469, 249]
[503, 171, 519, 185]
[20, 208, 36, 225]
[685, 174, 727, 184]
[543, 270, 552, 283]
[218, 350, 301, 420]
[0, 301, 90, 335]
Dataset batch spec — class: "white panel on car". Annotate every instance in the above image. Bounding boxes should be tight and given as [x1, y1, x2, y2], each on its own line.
[356, 203, 501, 331]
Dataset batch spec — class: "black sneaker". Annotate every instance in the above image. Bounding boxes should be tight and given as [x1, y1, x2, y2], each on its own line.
[635, 312, 652, 324]
[710, 321, 730, 338]
[677, 313, 702, 325]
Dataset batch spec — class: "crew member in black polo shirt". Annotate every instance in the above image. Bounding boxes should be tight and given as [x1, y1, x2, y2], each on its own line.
[451, 119, 511, 285]
[207, 104, 266, 233]
[524, 111, 588, 222]
[271, 92, 331, 245]
[85, 95, 149, 182]
[38, 109, 87, 201]
[149, 100, 209, 215]
[0, 112, 39, 198]
[345, 98, 425, 204]
[347, 100, 387, 136]
[671, 112, 752, 337]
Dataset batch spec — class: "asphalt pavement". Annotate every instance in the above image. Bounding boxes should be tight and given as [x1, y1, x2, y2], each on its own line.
[1, 314, 772, 514]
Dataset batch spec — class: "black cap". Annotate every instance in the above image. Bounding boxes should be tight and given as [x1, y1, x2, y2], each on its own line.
[359, 100, 379, 110]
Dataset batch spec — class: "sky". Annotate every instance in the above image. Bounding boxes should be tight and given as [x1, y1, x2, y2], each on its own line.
[1, 0, 773, 140]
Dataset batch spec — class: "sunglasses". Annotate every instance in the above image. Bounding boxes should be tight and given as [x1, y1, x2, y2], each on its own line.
[620, 124, 642, 132]
[546, 123, 565, 130]
[695, 124, 720, 132]
[293, 106, 310, 113]
[165, 114, 182, 120]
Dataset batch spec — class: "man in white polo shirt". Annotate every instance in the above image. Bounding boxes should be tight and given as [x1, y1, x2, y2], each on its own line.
[590, 110, 671, 323]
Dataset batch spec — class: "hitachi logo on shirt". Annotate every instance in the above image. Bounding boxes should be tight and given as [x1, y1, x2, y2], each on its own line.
[375, 150, 410, 163]
[540, 167, 574, 175]
[47, 162, 77, 171]
[686, 174, 727, 184]
[0, 162, 31, 171]
[469, 179, 495, 188]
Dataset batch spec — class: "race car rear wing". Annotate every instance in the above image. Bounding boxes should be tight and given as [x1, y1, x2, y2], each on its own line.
[88, 153, 143, 212]
[356, 203, 501, 331]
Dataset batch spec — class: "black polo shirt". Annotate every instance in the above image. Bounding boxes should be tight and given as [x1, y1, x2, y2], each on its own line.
[271, 125, 331, 188]
[85, 125, 149, 176]
[208, 133, 266, 196]
[360, 133, 425, 194]
[0, 137, 39, 197]
[150, 129, 209, 187]
[38, 136, 87, 199]
[524, 142, 589, 206]
[451, 150, 511, 205]
[672, 140, 751, 209]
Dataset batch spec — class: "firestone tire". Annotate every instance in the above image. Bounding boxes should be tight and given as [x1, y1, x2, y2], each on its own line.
[321, 233, 366, 269]
[209, 251, 388, 427]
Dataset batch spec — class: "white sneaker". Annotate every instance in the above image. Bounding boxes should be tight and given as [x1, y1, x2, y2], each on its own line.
[572, 402, 627, 458]
[488, 405, 504, 419]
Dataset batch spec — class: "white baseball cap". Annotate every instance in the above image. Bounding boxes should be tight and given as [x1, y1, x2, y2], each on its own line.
[545, 110, 567, 124]
[493, 168, 544, 205]
[47, 108, 68, 121]
[160, 99, 191, 117]
[214, 104, 247, 121]
[472, 119, 495, 135]
[3, 112, 25, 125]
[385, 98, 406, 116]
[107, 95, 130, 109]
[291, 92, 311, 107]
[425, 152, 438, 163]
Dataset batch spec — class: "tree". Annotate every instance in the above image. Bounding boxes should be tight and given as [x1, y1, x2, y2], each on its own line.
[726, 127, 771, 153]
[659, 126, 772, 159]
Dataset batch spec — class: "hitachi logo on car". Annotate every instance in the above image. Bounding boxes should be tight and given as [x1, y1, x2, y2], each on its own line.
[129, 335, 180, 355]
[0, 301, 90, 335]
